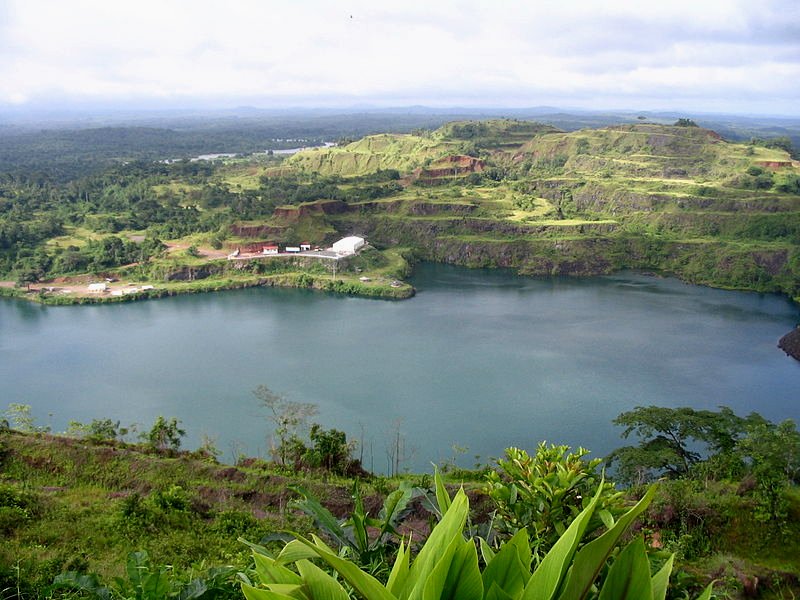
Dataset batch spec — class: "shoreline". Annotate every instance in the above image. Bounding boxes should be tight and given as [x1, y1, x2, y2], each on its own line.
[0, 272, 416, 305]
[2, 263, 798, 361]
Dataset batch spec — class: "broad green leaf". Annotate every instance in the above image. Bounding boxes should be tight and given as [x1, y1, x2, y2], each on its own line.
[557, 485, 656, 600]
[126, 551, 147, 589]
[479, 537, 496, 565]
[253, 553, 303, 586]
[239, 537, 275, 557]
[439, 538, 483, 600]
[142, 571, 171, 600]
[387, 540, 410, 597]
[309, 534, 339, 555]
[241, 582, 297, 600]
[597, 538, 653, 600]
[178, 578, 207, 600]
[380, 486, 414, 536]
[485, 582, 516, 600]
[265, 583, 308, 599]
[277, 540, 321, 565]
[597, 510, 614, 530]
[693, 582, 714, 600]
[483, 529, 531, 599]
[650, 554, 674, 600]
[291, 486, 351, 550]
[294, 535, 396, 600]
[522, 480, 606, 600]
[349, 485, 370, 552]
[419, 536, 458, 600]
[404, 489, 469, 600]
[350, 508, 370, 553]
[509, 484, 518, 506]
[296, 559, 351, 600]
[434, 467, 452, 515]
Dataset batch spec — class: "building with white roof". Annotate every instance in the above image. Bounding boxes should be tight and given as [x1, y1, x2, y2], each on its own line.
[331, 236, 365, 256]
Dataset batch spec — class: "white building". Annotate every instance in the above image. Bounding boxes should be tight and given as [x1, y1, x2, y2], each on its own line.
[332, 236, 365, 256]
[87, 282, 108, 293]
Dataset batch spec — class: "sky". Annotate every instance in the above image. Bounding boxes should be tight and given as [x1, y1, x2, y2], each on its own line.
[1, 0, 799, 115]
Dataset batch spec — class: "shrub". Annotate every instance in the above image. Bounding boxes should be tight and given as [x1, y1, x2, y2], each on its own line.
[485, 443, 625, 558]
[0, 483, 39, 533]
[304, 425, 354, 475]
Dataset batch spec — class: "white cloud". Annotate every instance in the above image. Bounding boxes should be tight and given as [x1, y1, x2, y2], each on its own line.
[0, 0, 798, 113]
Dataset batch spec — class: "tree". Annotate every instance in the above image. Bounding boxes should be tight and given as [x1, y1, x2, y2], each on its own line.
[674, 118, 699, 127]
[608, 406, 773, 485]
[2, 403, 49, 433]
[607, 406, 749, 484]
[253, 385, 317, 467]
[143, 416, 185, 452]
[15, 262, 43, 290]
[741, 419, 800, 482]
[66, 418, 125, 441]
[736, 419, 800, 529]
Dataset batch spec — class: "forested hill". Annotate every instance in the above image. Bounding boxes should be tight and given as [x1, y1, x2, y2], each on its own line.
[1, 116, 799, 314]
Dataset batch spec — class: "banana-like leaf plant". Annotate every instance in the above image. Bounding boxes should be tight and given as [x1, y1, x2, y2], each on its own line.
[242, 472, 714, 600]
[289, 481, 415, 576]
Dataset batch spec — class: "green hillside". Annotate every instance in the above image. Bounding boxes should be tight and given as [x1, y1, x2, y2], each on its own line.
[280, 120, 800, 302]
[3, 118, 799, 311]
[286, 133, 462, 177]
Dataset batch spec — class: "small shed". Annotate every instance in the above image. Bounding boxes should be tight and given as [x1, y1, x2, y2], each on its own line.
[262, 245, 279, 255]
[88, 282, 108, 293]
[332, 236, 365, 255]
[300, 243, 312, 251]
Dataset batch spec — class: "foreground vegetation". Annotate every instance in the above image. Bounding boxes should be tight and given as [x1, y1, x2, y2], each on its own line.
[3, 401, 800, 599]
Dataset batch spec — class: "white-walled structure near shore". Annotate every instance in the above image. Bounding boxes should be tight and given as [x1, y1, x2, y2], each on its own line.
[332, 236, 365, 256]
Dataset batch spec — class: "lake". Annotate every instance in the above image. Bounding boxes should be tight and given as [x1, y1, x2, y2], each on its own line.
[1, 264, 798, 472]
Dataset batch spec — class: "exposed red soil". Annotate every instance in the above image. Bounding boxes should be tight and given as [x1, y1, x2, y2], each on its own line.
[755, 161, 794, 169]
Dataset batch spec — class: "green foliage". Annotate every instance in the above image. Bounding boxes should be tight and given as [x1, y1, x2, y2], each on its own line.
[289, 481, 415, 578]
[143, 416, 186, 452]
[774, 173, 800, 193]
[0, 483, 40, 534]
[2, 403, 49, 433]
[485, 443, 625, 559]
[66, 418, 126, 442]
[243, 470, 711, 600]
[304, 425, 354, 475]
[53, 550, 238, 600]
[610, 406, 800, 542]
[750, 135, 798, 158]
[732, 168, 773, 190]
[115, 490, 193, 534]
[607, 405, 760, 484]
[674, 119, 699, 127]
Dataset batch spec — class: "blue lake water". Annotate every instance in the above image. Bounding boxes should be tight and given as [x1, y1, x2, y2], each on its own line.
[1, 264, 798, 472]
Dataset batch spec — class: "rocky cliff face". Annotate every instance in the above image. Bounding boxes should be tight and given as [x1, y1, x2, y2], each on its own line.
[778, 327, 800, 361]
